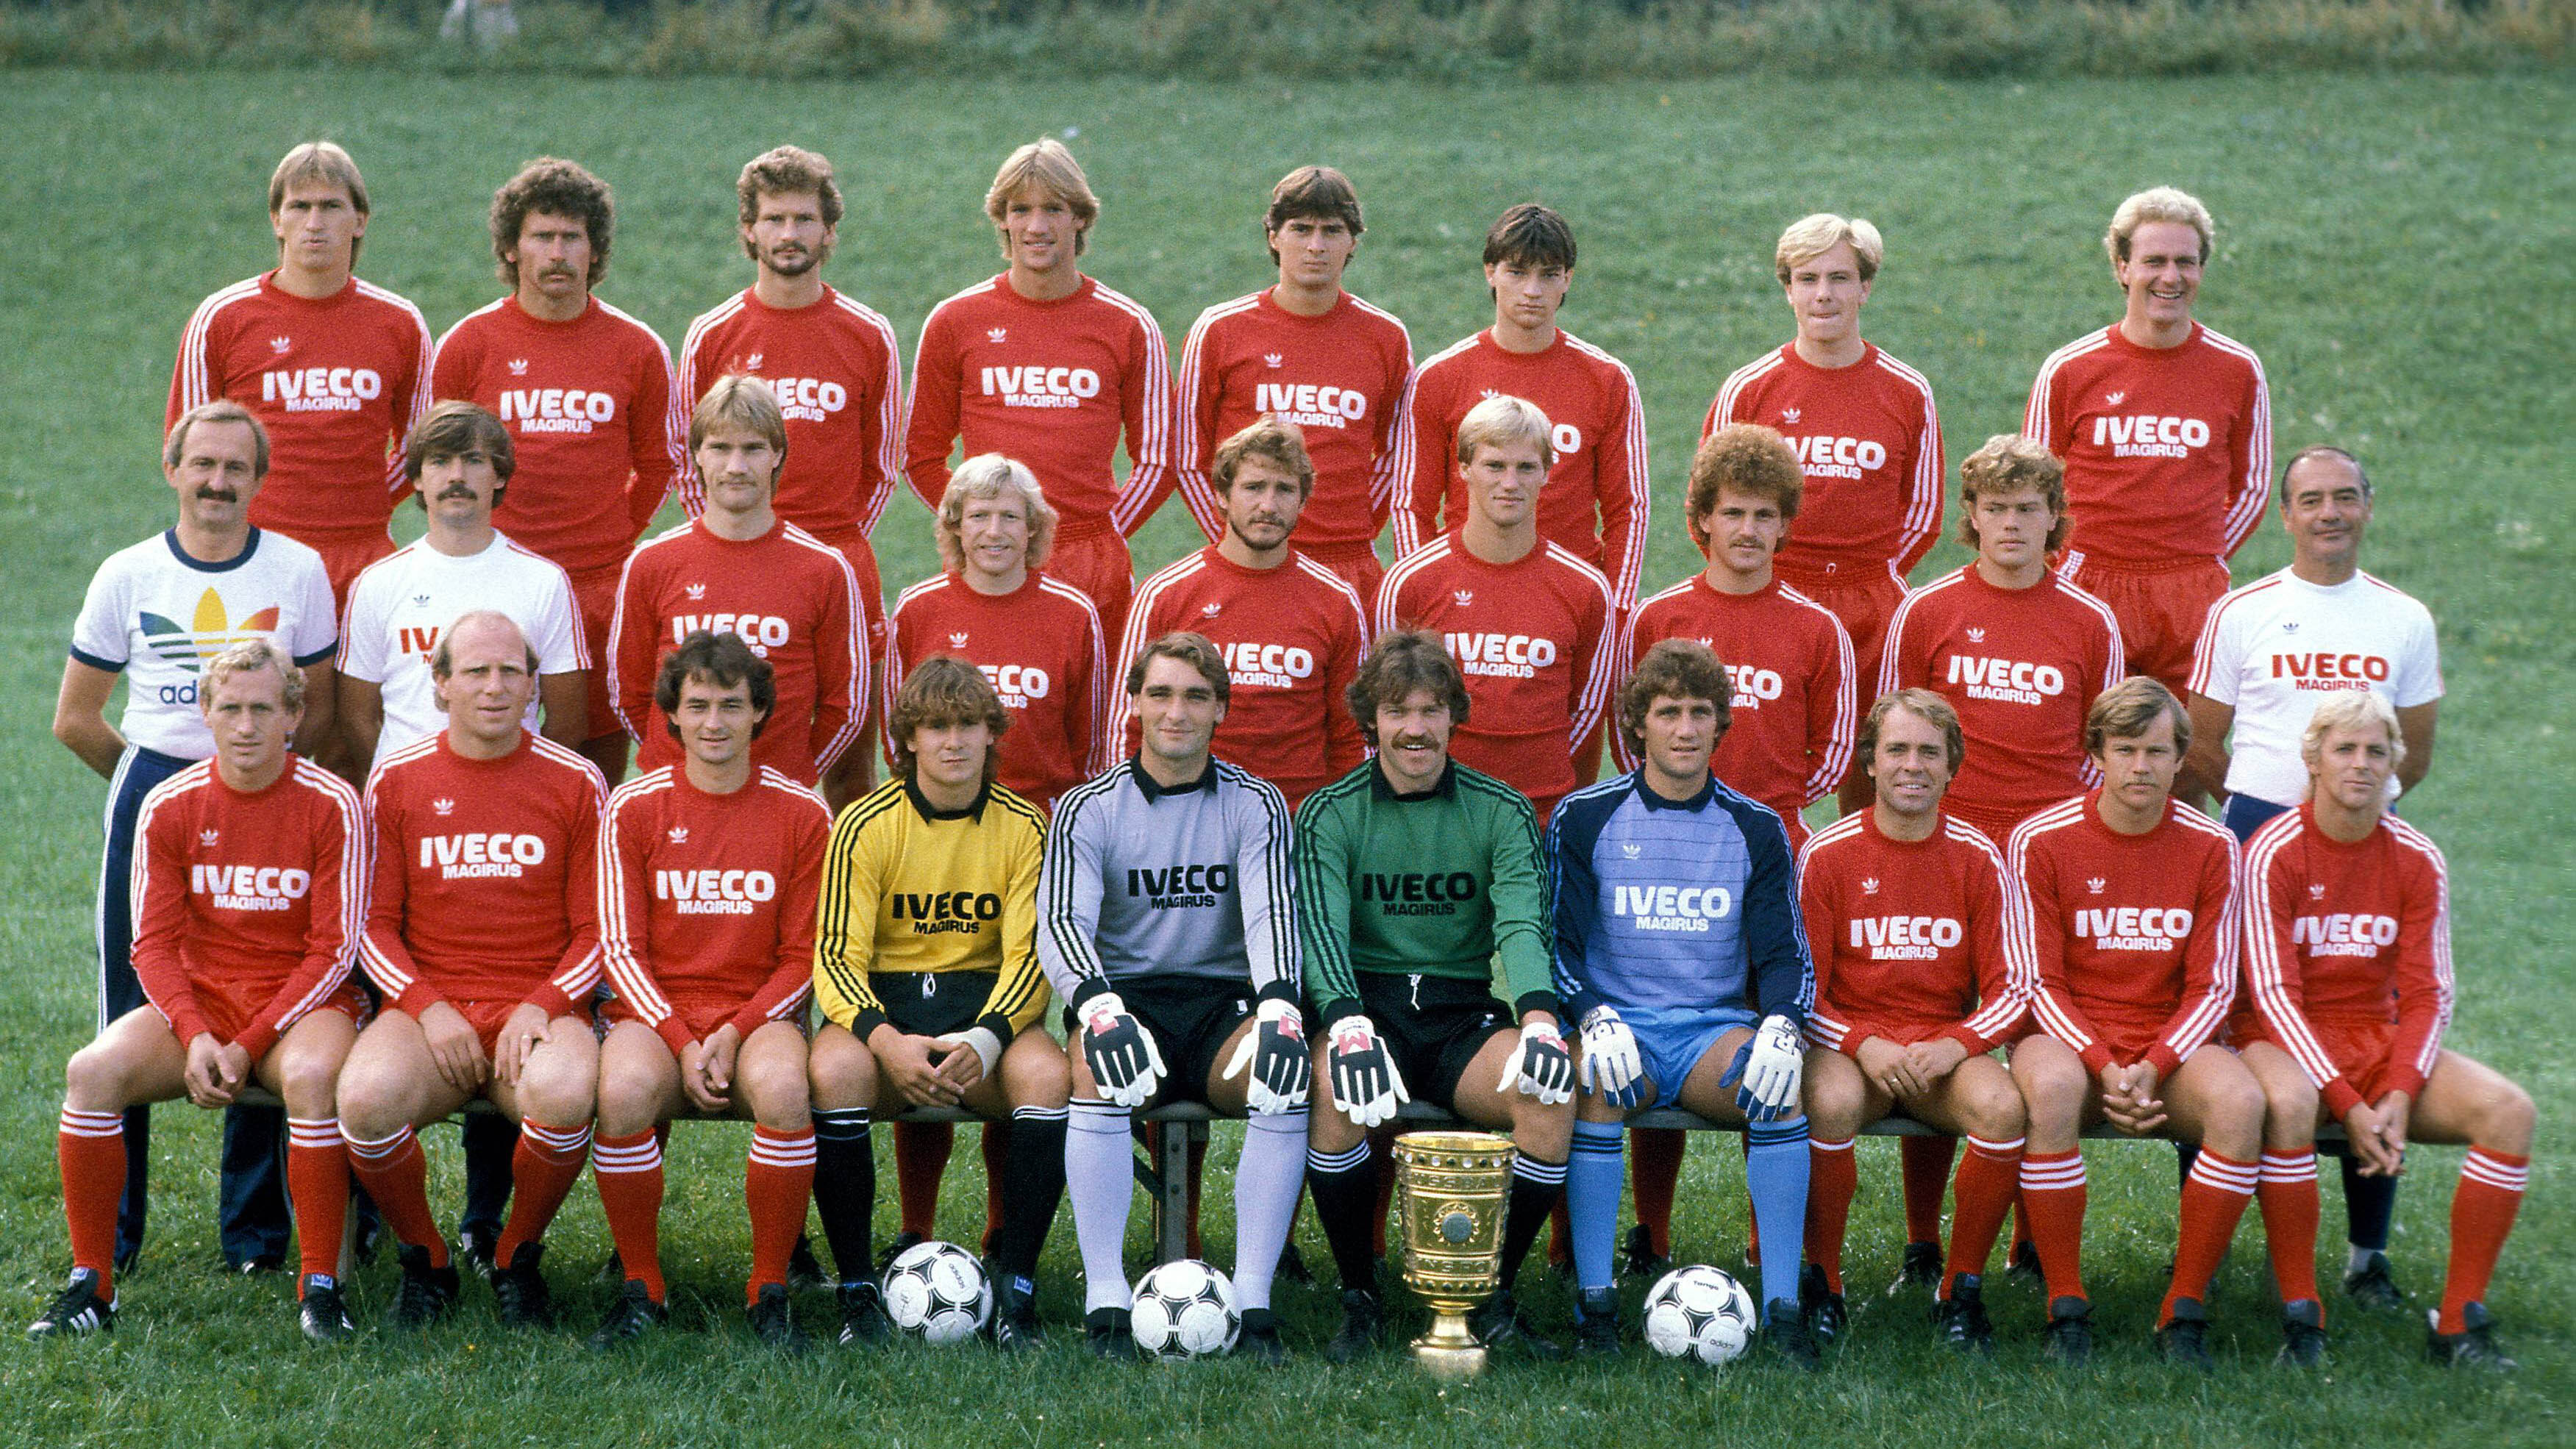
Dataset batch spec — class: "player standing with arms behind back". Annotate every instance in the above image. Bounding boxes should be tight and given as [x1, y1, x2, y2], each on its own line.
[1038, 634, 1306, 1362]
[432, 157, 686, 786]
[906, 138, 1173, 630]
[168, 142, 436, 608]
[1174, 165, 1412, 598]
[2024, 187, 2269, 694]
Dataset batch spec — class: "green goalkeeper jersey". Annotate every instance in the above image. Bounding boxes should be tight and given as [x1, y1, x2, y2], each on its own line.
[1293, 756, 1554, 1024]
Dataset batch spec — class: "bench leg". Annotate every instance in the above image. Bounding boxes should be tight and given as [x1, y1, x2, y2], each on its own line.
[338, 1192, 359, 1281]
[1156, 1123, 1203, 1268]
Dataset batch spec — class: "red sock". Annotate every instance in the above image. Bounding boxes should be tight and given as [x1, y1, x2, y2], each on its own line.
[285, 1117, 351, 1291]
[1804, 1137, 1858, 1292]
[980, 1120, 1011, 1256]
[592, 1130, 666, 1301]
[1630, 1127, 1685, 1256]
[346, 1126, 447, 1267]
[57, 1108, 125, 1298]
[1901, 1134, 1957, 1245]
[747, 1126, 818, 1303]
[1185, 1131, 1207, 1260]
[893, 1120, 954, 1239]
[494, 1117, 591, 1265]
[2019, 1149, 2088, 1303]
[2163, 1148, 2257, 1325]
[1944, 1134, 2022, 1295]
[2438, 1148, 2529, 1335]
[2257, 1151, 2322, 1309]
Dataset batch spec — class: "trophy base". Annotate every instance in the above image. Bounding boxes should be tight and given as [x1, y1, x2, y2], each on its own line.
[1410, 1312, 1488, 1378]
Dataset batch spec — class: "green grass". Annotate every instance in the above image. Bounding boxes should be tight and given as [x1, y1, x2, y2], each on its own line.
[1, 68, 2571, 1446]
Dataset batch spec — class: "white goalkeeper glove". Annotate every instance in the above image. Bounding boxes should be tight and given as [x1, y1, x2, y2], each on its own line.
[1720, 1013, 1805, 1122]
[1495, 1020, 1575, 1106]
[1075, 991, 1166, 1108]
[1324, 1015, 1408, 1128]
[1577, 1005, 1644, 1107]
[1222, 997, 1311, 1114]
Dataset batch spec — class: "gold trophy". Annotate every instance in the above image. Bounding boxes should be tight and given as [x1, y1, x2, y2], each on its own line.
[1392, 1130, 1517, 1377]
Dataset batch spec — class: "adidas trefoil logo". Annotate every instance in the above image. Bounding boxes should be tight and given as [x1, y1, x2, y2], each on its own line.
[1200, 602, 1222, 618]
[987, 327, 1007, 343]
[2105, 390, 2127, 407]
[948, 631, 969, 647]
[199, 829, 221, 847]
[413, 593, 432, 607]
[2086, 876, 2106, 895]
[1781, 407, 1801, 425]
[1619, 842, 1641, 859]
[1477, 387, 1499, 401]
[2308, 883, 2327, 900]
[1263, 353, 1283, 369]
[1452, 590, 1474, 607]
[507, 358, 530, 376]
[432, 798, 456, 817]
[268, 335, 292, 354]
[743, 352, 763, 371]
[668, 825, 689, 844]
[684, 582, 707, 600]
[2281, 622, 2300, 634]
[1861, 876, 1880, 895]
[1966, 627, 1986, 643]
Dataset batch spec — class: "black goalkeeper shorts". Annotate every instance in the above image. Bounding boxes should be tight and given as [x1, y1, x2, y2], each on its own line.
[1355, 971, 1514, 1114]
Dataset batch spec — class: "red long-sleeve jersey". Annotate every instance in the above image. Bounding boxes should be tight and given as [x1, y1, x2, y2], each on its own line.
[1703, 342, 1944, 578]
[607, 517, 864, 784]
[1390, 329, 1651, 609]
[1118, 546, 1369, 809]
[168, 272, 436, 546]
[1621, 574, 1854, 842]
[431, 296, 685, 576]
[1879, 565, 2126, 830]
[2241, 805, 2453, 1118]
[904, 274, 1172, 535]
[1799, 809, 2023, 1055]
[2008, 793, 2241, 1077]
[676, 285, 907, 532]
[2023, 321, 2270, 566]
[129, 758, 365, 1062]
[885, 570, 1108, 812]
[361, 730, 605, 1019]
[598, 765, 831, 1053]
[1376, 534, 1614, 820]
[1173, 288, 1412, 548]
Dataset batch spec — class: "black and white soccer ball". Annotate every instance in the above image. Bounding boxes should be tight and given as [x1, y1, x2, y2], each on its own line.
[882, 1239, 991, 1345]
[1641, 1264, 1758, 1364]
[1129, 1258, 1240, 1360]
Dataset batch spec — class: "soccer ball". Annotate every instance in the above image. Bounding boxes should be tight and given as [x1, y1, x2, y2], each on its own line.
[1641, 1265, 1758, 1365]
[882, 1240, 991, 1345]
[1129, 1259, 1240, 1360]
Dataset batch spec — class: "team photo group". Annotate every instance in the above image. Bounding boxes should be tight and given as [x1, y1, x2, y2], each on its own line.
[34, 128, 2534, 1378]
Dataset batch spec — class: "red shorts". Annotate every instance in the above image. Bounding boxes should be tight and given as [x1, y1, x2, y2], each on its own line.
[800, 525, 891, 670]
[601, 994, 790, 1045]
[1047, 522, 1134, 645]
[567, 565, 624, 745]
[297, 530, 400, 612]
[2058, 553, 2230, 695]
[1776, 559, 1908, 681]
[1300, 540, 1385, 609]
[2237, 1014, 2402, 1103]
[1944, 798, 2051, 845]
[173, 979, 369, 1049]
[435, 998, 571, 1056]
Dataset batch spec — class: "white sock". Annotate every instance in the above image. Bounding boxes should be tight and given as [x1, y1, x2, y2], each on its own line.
[1229, 1109, 1307, 1312]
[1066, 1100, 1135, 1313]
[2348, 1243, 2381, 1275]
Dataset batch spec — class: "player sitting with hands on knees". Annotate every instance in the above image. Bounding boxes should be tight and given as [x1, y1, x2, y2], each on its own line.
[35, 641, 366, 1342]
[586, 632, 833, 1353]
[805, 656, 1068, 1350]
[1296, 632, 1572, 1362]
[1551, 639, 1824, 1369]
[1797, 689, 2027, 1353]
[2233, 693, 2532, 1370]
[1038, 633, 1307, 1362]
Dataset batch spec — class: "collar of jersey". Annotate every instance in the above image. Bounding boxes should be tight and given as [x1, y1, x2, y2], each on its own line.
[1127, 756, 1217, 801]
[1632, 768, 1716, 812]
[903, 775, 991, 823]
[1369, 757, 1456, 802]
[163, 526, 262, 573]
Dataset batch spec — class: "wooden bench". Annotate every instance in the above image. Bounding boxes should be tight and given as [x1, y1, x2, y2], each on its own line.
[232, 1090, 2342, 1275]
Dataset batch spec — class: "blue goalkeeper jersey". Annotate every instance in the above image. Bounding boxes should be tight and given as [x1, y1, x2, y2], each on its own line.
[1545, 769, 1813, 1026]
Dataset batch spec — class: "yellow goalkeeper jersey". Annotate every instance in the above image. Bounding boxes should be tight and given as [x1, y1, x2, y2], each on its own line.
[813, 776, 1051, 1040]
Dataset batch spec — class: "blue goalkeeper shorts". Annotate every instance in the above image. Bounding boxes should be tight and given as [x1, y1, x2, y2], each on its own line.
[1625, 1003, 1756, 1110]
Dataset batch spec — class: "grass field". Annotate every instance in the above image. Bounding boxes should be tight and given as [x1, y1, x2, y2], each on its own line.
[1, 67, 2569, 1447]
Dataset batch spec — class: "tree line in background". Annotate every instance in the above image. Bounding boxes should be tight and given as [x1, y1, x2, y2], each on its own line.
[2, 0, 2566, 79]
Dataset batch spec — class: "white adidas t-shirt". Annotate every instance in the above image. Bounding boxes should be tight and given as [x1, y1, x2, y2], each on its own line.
[2188, 567, 2441, 806]
[339, 530, 588, 766]
[71, 528, 338, 759]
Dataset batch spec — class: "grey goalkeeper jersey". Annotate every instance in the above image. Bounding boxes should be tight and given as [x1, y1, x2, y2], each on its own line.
[1036, 756, 1299, 1006]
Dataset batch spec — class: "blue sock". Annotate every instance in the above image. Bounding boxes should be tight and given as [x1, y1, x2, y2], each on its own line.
[1746, 1115, 1811, 1312]
[1567, 1119, 1626, 1294]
